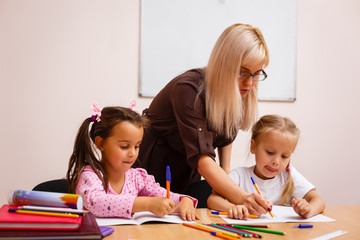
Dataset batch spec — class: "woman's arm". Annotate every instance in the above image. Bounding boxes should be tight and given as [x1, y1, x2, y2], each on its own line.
[218, 143, 232, 174]
[292, 189, 325, 218]
[197, 155, 271, 216]
[207, 191, 235, 211]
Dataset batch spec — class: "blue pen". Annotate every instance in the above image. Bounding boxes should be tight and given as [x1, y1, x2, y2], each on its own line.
[166, 165, 171, 198]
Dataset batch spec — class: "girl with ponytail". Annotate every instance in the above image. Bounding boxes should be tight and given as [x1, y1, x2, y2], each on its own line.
[208, 115, 325, 219]
[67, 100, 198, 220]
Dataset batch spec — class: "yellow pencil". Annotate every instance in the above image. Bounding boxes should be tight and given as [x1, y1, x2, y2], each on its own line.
[9, 209, 80, 218]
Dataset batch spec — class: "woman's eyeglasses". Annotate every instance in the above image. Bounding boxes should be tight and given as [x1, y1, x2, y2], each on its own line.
[238, 70, 267, 82]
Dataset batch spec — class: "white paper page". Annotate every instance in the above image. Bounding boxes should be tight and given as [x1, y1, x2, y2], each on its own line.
[133, 212, 193, 225]
[96, 217, 139, 226]
[96, 212, 195, 226]
[220, 206, 335, 224]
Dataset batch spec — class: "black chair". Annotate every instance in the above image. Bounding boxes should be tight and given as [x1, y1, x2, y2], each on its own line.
[185, 180, 213, 208]
[33, 179, 70, 193]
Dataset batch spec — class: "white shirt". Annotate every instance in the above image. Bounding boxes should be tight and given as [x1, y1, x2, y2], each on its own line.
[229, 165, 315, 205]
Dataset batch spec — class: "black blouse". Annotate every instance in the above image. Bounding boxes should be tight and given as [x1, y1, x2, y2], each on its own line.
[138, 69, 237, 193]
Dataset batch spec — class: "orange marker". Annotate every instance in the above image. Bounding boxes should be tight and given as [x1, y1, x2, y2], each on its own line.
[166, 165, 171, 198]
[211, 211, 258, 218]
[250, 177, 274, 218]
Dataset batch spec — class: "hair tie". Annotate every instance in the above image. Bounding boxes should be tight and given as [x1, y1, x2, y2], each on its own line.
[90, 99, 102, 122]
[129, 100, 140, 115]
[286, 166, 291, 172]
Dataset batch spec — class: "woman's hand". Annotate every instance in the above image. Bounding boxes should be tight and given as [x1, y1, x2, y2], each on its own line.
[228, 205, 249, 220]
[242, 193, 273, 217]
[292, 198, 311, 218]
[147, 197, 175, 217]
[170, 197, 199, 221]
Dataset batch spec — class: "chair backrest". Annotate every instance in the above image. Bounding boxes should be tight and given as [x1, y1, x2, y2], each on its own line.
[33, 179, 70, 193]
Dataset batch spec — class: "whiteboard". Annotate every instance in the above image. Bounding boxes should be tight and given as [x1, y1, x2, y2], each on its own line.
[139, 0, 297, 101]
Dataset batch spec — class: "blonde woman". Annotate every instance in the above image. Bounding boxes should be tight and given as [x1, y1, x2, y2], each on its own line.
[138, 23, 271, 213]
[207, 115, 325, 219]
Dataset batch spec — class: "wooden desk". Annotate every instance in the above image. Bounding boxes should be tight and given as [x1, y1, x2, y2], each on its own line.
[103, 205, 359, 240]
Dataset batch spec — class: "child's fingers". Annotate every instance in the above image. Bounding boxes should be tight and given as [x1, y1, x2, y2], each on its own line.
[230, 207, 245, 219]
[166, 199, 176, 208]
[180, 210, 197, 221]
[291, 198, 301, 207]
[244, 193, 270, 215]
[233, 209, 241, 219]
[242, 206, 250, 219]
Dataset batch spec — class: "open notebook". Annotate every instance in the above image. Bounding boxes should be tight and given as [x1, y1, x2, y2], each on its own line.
[219, 205, 335, 224]
[96, 212, 195, 226]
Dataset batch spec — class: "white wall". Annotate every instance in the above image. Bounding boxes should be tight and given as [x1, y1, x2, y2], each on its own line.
[0, 0, 359, 206]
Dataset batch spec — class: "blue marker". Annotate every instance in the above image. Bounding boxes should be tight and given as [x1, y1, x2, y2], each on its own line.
[293, 224, 313, 228]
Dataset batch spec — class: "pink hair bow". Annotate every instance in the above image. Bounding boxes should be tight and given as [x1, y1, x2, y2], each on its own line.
[91, 99, 102, 122]
[129, 100, 140, 115]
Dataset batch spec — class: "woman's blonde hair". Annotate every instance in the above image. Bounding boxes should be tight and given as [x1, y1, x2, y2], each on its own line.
[251, 115, 300, 205]
[204, 23, 269, 138]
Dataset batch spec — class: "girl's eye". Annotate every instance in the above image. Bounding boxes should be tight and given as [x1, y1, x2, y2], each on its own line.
[135, 146, 140, 149]
[266, 151, 274, 155]
[120, 146, 129, 149]
[282, 155, 289, 159]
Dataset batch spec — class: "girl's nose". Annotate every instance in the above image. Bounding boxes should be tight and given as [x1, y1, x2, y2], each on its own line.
[128, 147, 136, 157]
[272, 156, 280, 166]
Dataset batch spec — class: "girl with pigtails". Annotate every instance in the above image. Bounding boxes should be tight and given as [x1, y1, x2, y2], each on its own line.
[207, 115, 325, 219]
[67, 100, 198, 220]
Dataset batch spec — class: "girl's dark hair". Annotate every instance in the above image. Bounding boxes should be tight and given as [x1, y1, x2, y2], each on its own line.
[66, 106, 149, 193]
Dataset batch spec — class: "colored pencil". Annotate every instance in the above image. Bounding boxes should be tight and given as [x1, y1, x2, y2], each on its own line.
[182, 223, 240, 238]
[8, 209, 80, 218]
[217, 223, 269, 228]
[233, 225, 285, 235]
[218, 224, 262, 238]
[209, 224, 251, 238]
[250, 177, 274, 218]
[210, 231, 240, 240]
[197, 223, 240, 238]
[20, 205, 88, 215]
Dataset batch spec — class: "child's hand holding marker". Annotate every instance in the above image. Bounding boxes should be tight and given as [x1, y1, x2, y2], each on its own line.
[211, 207, 259, 220]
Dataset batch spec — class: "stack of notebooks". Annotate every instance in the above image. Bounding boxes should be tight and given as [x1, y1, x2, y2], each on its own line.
[0, 205, 104, 239]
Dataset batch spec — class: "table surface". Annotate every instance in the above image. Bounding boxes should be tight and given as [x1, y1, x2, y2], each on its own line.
[103, 205, 359, 240]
